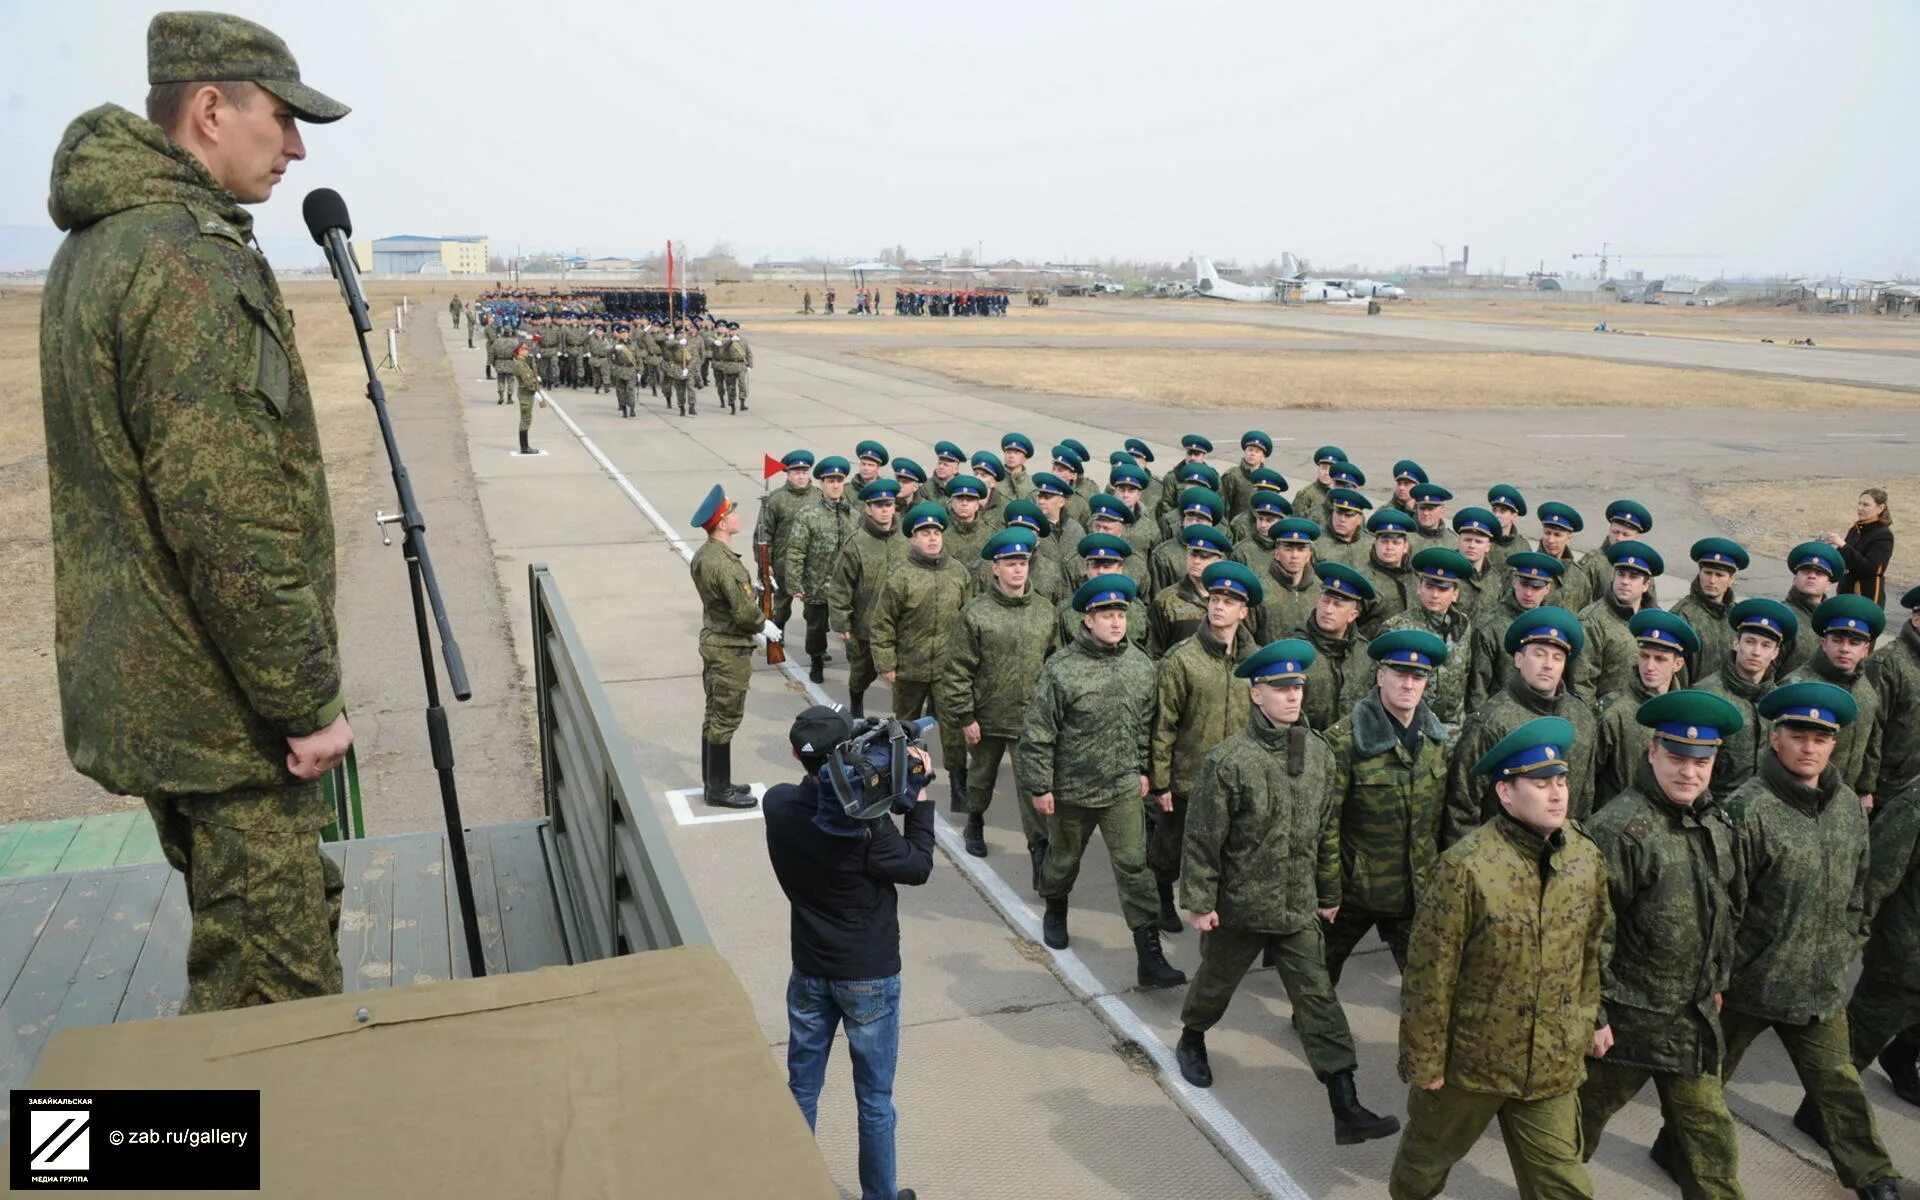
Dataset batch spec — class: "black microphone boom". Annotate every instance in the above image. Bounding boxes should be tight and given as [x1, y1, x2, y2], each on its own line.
[302, 188, 487, 977]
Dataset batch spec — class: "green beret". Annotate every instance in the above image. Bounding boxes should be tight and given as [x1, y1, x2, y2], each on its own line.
[1202, 560, 1265, 606]
[1604, 499, 1653, 533]
[1504, 606, 1586, 658]
[1506, 551, 1566, 583]
[1237, 638, 1316, 683]
[1412, 547, 1474, 585]
[1487, 484, 1528, 515]
[1241, 430, 1273, 454]
[1327, 487, 1373, 514]
[1181, 524, 1235, 557]
[1179, 487, 1226, 522]
[1788, 541, 1844, 579]
[1729, 597, 1797, 643]
[1072, 574, 1139, 613]
[1472, 716, 1578, 779]
[1370, 628, 1449, 673]
[856, 439, 891, 465]
[1452, 507, 1499, 538]
[1537, 501, 1584, 533]
[892, 457, 927, 484]
[1367, 508, 1416, 535]
[1690, 537, 1749, 572]
[858, 479, 900, 503]
[982, 527, 1037, 560]
[1636, 690, 1744, 758]
[1759, 680, 1858, 730]
[1605, 539, 1665, 577]
[813, 455, 851, 480]
[1629, 609, 1701, 658]
[1078, 532, 1134, 561]
[1812, 595, 1885, 641]
[1272, 517, 1321, 543]
[903, 501, 948, 533]
[1315, 561, 1376, 603]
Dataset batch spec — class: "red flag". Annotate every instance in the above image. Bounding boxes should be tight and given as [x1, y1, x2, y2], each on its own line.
[763, 454, 785, 479]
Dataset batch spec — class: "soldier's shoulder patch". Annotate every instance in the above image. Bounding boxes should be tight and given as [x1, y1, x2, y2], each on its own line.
[1621, 813, 1654, 840]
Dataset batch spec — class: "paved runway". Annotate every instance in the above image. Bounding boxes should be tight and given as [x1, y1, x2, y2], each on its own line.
[441, 321, 1918, 1198]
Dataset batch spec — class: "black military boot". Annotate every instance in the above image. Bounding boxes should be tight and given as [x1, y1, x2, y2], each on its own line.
[808, 656, 825, 684]
[948, 763, 970, 813]
[849, 690, 865, 718]
[962, 814, 987, 858]
[703, 739, 757, 809]
[518, 429, 535, 455]
[1132, 925, 1187, 989]
[1878, 1035, 1920, 1104]
[1028, 841, 1047, 894]
[1648, 1125, 1677, 1180]
[1326, 1071, 1400, 1144]
[1041, 897, 1069, 950]
[1857, 1180, 1900, 1200]
[1155, 879, 1182, 934]
[1792, 1096, 1829, 1149]
[1176, 1028, 1212, 1088]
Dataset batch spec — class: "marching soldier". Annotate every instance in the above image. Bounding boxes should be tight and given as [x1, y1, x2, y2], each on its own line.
[784, 457, 858, 684]
[585, 323, 610, 393]
[1020, 575, 1188, 989]
[1059, 534, 1151, 655]
[757, 451, 819, 635]
[1357, 508, 1414, 636]
[1446, 607, 1598, 847]
[638, 319, 663, 396]
[1390, 716, 1610, 1200]
[660, 324, 694, 415]
[1254, 517, 1322, 642]
[1591, 610, 1697, 802]
[827, 478, 907, 717]
[1487, 483, 1533, 566]
[1297, 563, 1377, 731]
[718, 321, 753, 411]
[1780, 541, 1844, 674]
[1379, 548, 1476, 728]
[1322, 629, 1452, 983]
[1670, 537, 1750, 678]
[870, 503, 973, 800]
[1785, 595, 1888, 808]
[687, 485, 778, 810]
[1176, 638, 1401, 1145]
[1696, 598, 1797, 800]
[1465, 551, 1566, 712]
[940, 528, 1059, 874]
[1147, 525, 1232, 657]
[608, 328, 638, 417]
[1569, 539, 1664, 704]
[1577, 691, 1748, 1200]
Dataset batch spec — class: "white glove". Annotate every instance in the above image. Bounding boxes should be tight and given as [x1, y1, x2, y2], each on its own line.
[753, 633, 769, 650]
[760, 620, 783, 644]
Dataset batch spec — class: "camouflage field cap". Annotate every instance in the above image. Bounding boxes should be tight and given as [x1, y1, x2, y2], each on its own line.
[148, 11, 350, 123]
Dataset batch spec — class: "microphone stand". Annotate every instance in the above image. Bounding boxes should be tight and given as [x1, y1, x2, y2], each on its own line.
[324, 239, 489, 978]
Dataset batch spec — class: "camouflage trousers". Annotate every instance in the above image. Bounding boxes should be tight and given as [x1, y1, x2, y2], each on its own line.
[800, 601, 830, 660]
[1577, 1058, 1740, 1200]
[715, 371, 738, 408]
[1146, 791, 1188, 885]
[1324, 905, 1414, 985]
[770, 585, 795, 630]
[699, 638, 752, 743]
[967, 735, 1043, 847]
[845, 634, 878, 697]
[1720, 1007, 1895, 1189]
[612, 375, 634, 412]
[1846, 973, 1920, 1071]
[1390, 1084, 1590, 1200]
[1040, 798, 1157, 932]
[1180, 923, 1358, 1081]
[145, 784, 344, 1015]
[589, 358, 608, 390]
[496, 366, 517, 405]
[662, 375, 690, 413]
[889, 677, 966, 770]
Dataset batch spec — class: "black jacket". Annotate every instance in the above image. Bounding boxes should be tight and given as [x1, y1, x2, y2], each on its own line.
[1839, 521, 1894, 607]
[764, 776, 935, 980]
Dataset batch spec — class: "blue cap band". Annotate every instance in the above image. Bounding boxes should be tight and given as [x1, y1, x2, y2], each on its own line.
[1522, 625, 1573, 651]
[1775, 705, 1838, 730]
[1698, 551, 1740, 569]
[1737, 614, 1785, 639]
[1380, 647, 1435, 670]
[1085, 588, 1129, 610]
[1250, 659, 1307, 683]
[1456, 517, 1495, 536]
[1498, 743, 1569, 778]
[991, 539, 1035, 559]
[1653, 721, 1724, 746]
[1417, 565, 1463, 584]
[1614, 553, 1655, 575]
[1209, 576, 1252, 599]
[1085, 544, 1125, 561]
[1541, 515, 1575, 531]
[1323, 576, 1367, 601]
[1637, 626, 1686, 651]
[1823, 616, 1875, 637]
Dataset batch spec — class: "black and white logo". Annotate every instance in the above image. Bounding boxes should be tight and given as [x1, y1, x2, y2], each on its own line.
[28, 1109, 89, 1173]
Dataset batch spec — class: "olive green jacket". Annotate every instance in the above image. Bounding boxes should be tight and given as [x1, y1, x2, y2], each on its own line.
[1464, 591, 1532, 713]
[1399, 814, 1610, 1099]
[1670, 581, 1737, 680]
[1325, 690, 1449, 916]
[1055, 593, 1150, 656]
[827, 516, 906, 638]
[1777, 589, 1825, 676]
[1147, 577, 1209, 659]
[1591, 675, 1664, 806]
[1357, 551, 1411, 638]
[1149, 627, 1254, 796]
[1571, 593, 1653, 704]
[1298, 617, 1371, 733]
[1016, 629, 1156, 808]
[690, 539, 760, 649]
[1380, 603, 1473, 726]
[785, 495, 858, 601]
[1253, 562, 1318, 645]
[1785, 651, 1885, 798]
[1446, 674, 1598, 848]
[937, 586, 1059, 739]
[1860, 787, 1920, 990]
[869, 549, 973, 682]
[1695, 666, 1776, 802]
[1867, 621, 1920, 793]
[756, 482, 819, 585]
[1180, 712, 1341, 933]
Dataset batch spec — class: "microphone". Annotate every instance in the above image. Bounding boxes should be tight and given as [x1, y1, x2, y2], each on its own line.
[302, 187, 371, 334]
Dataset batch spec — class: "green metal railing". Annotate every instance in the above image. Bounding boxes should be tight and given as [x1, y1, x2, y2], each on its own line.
[530, 563, 709, 957]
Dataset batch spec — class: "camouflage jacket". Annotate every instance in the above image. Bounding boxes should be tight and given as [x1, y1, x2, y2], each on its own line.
[1456, 561, 1502, 626]
[1398, 814, 1610, 1099]
[1571, 593, 1653, 704]
[1724, 753, 1870, 1023]
[1056, 593, 1150, 656]
[1032, 518, 1087, 604]
[1148, 535, 1193, 594]
[785, 495, 858, 599]
[660, 336, 694, 379]
[1586, 767, 1740, 1076]
[1325, 689, 1450, 916]
[869, 548, 973, 681]
[1695, 666, 1775, 802]
[827, 515, 906, 638]
[937, 585, 1058, 739]
[42, 106, 341, 798]
[1380, 603, 1473, 726]
[1149, 627, 1254, 795]
[1253, 563, 1318, 645]
[757, 481, 819, 585]
[1180, 712, 1341, 933]
[1670, 582, 1737, 680]
[1860, 788, 1920, 990]
[1591, 675, 1664, 806]
[1464, 593, 1532, 713]
[1147, 577, 1209, 659]
[1219, 464, 1259, 522]
[1571, 542, 1659, 616]
[717, 335, 753, 373]
[1230, 525, 1272, 570]
[941, 512, 995, 570]
[1002, 466, 1036, 501]
[1315, 530, 1371, 570]
[1489, 529, 1533, 568]
[1867, 621, 1920, 793]
[487, 330, 519, 367]
[1785, 651, 1885, 798]
[1015, 629, 1155, 808]
[1445, 674, 1598, 848]
[609, 343, 637, 375]
[1356, 553, 1411, 638]
[1293, 481, 1330, 528]
[1298, 617, 1372, 733]
[1777, 589, 1825, 676]
[690, 539, 760, 649]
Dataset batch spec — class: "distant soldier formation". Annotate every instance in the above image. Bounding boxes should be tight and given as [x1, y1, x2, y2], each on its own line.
[697, 429, 1917, 1199]
[893, 287, 1011, 316]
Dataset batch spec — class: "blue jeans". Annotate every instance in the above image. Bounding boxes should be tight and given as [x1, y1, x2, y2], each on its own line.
[786, 972, 901, 1200]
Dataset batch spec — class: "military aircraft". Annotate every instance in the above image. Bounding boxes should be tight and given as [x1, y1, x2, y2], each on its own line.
[1278, 252, 1406, 300]
[1193, 256, 1350, 303]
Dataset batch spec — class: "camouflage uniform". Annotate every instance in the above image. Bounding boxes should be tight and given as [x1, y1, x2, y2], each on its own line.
[1356, 552, 1411, 638]
[1017, 629, 1158, 930]
[608, 341, 637, 414]
[938, 585, 1059, 846]
[1297, 619, 1371, 733]
[1570, 594, 1651, 704]
[1148, 628, 1253, 889]
[1230, 526, 1273, 570]
[1868, 619, 1920, 793]
[1322, 689, 1449, 981]
[508, 357, 541, 433]
[870, 547, 973, 768]
[42, 102, 347, 1013]
[1389, 815, 1609, 1200]
[638, 326, 663, 394]
[689, 539, 760, 743]
[1670, 583, 1737, 680]
[1695, 667, 1775, 802]
[1455, 561, 1501, 625]
[1179, 712, 1359, 1080]
[1572, 543, 1659, 616]
[1315, 530, 1371, 570]
[489, 329, 520, 404]
[757, 480, 820, 630]
[1785, 652, 1886, 800]
[659, 333, 694, 413]
[1590, 676, 1664, 804]
[1719, 755, 1896, 1190]
[827, 515, 908, 702]
[1463, 593, 1534, 713]
[1445, 676, 1598, 847]
[1033, 518, 1087, 603]
[1847, 788, 1920, 1077]
[1380, 605, 1472, 727]
[1253, 563, 1318, 644]
[1146, 577, 1209, 659]
[1776, 589, 1825, 676]
[716, 333, 753, 410]
[1217, 464, 1257, 522]
[1576, 767, 1744, 1200]
[1293, 480, 1331, 528]
[785, 493, 858, 665]
[940, 512, 994, 570]
[1057, 592, 1150, 656]
[585, 329, 610, 391]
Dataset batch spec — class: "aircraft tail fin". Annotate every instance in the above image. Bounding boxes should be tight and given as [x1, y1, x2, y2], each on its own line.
[1194, 256, 1220, 287]
[1280, 251, 1300, 279]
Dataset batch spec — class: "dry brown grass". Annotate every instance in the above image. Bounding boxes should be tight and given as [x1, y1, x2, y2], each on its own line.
[1697, 476, 1920, 564]
[861, 346, 1919, 411]
[0, 278, 411, 822]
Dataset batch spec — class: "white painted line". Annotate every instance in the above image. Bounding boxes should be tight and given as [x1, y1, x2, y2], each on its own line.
[1826, 433, 1904, 439]
[509, 449, 550, 457]
[664, 785, 768, 825]
[1525, 433, 1625, 439]
[549, 391, 1312, 1200]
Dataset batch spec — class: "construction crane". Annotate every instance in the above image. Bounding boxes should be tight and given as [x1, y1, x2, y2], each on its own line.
[1571, 243, 1721, 281]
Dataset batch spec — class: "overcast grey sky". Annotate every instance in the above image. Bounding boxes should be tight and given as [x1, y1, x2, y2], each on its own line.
[4, 0, 1915, 277]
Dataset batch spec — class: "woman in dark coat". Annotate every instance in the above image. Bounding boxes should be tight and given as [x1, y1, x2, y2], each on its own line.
[1826, 487, 1894, 607]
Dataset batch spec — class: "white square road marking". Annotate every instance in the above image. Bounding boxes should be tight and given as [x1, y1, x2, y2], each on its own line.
[664, 785, 768, 825]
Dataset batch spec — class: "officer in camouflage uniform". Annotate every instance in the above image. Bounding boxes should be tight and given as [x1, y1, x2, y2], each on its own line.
[1230, 488, 1289, 568]
[448, 294, 462, 328]
[1298, 563, 1376, 731]
[999, 432, 1037, 500]
[1048, 446, 1095, 530]
[939, 475, 995, 565]
[489, 323, 520, 405]
[828, 479, 907, 717]
[1708, 681, 1900, 1199]
[970, 452, 1010, 525]
[1253, 517, 1321, 642]
[1570, 539, 1664, 704]
[1085, 492, 1149, 592]
[784, 457, 857, 684]
[1150, 487, 1226, 593]
[1577, 691, 1747, 1200]
[40, 12, 355, 1012]
[1154, 462, 1222, 543]
[608, 328, 638, 417]
[1785, 595, 1887, 808]
[506, 343, 545, 454]
[1357, 508, 1414, 636]
[756, 450, 819, 635]
[1219, 430, 1272, 521]
[1020, 576, 1186, 988]
[716, 322, 753, 412]
[1535, 501, 1589, 612]
[1389, 460, 1427, 518]
[1390, 717, 1610, 1200]
[638, 319, 663, 396]
[1447, 607, 1598, 847]
[1321, 630, 1451, 983]
[585, 322, 610, 392]
[941, 527, 1060, 872]
[1669, 537, 1750, 678]
[1147, 525, 1231, 657]
[660, 323, 694, 414]
[1591, 610, 1696, 803]
[1148, 561, 1261, 932]
[870, 503, 974, 798]
[1569, 498, 1659, 615]
[1779, 541, 1843, 675]
[1175, 638, 1402, 1144]
[1449, 506, 1503, 622]
[1408, 483, 1458, 551]
[1487, 483, 1533, 567]
[852, 439, 890, 489]
[925, 441, 965, 501]
[1465, 551, 1565, 712]
[1696, 598, 1796, 802]
[1030, 474, 1089, 602]
[1316, 487, 1374, 569]
[1379, 549, 1475, 728]
[1058, 533, 1152, 655]
[688, 486, 775, 809]
[1122, 436, 1162, 514]
[1294, 446, 1347, 528]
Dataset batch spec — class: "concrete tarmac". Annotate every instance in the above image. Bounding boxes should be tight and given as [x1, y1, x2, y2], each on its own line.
[436, 320, 1918, 1198]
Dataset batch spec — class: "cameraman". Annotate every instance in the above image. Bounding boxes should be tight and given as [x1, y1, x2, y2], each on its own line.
[765, 705, 934, 1200]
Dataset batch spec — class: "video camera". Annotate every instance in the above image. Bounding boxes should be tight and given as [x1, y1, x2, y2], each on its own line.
[819, 716, 938, 819]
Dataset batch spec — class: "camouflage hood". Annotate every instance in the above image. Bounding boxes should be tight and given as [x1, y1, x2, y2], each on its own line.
[48, 104, 248, 236]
